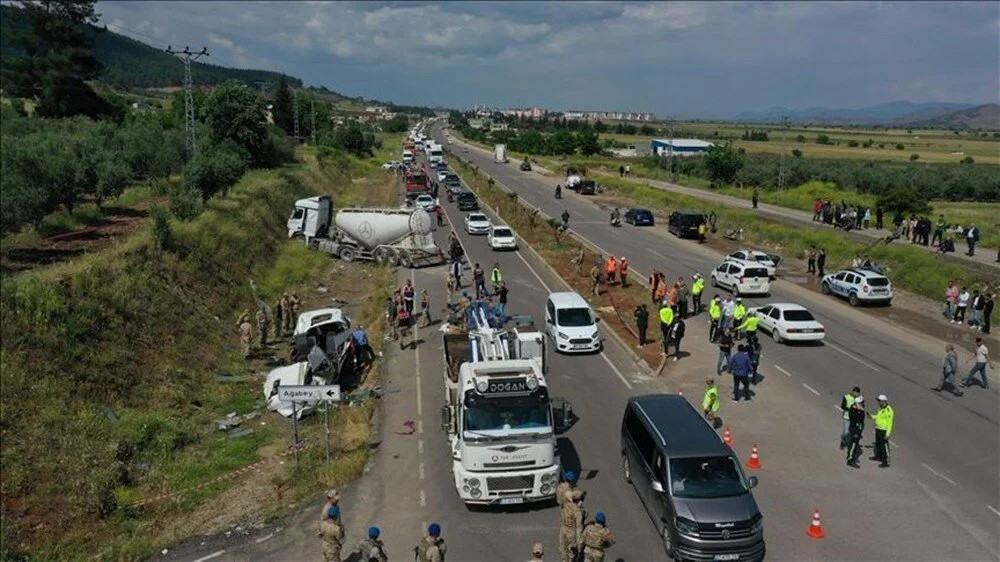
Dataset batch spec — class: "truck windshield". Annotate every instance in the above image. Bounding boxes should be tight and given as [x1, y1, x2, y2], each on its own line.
[464, 397, 551, 432]
[669, 456, 749, 499]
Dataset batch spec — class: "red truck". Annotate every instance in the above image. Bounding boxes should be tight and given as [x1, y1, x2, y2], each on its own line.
[405, 169, 430, 200]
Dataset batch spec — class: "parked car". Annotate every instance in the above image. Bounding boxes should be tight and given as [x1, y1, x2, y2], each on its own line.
[821, 268, 893, 306]
[750, 303, 825, 343]
[577, 180, 597, 195]
[710, 259, 770, 296]
[624, 208, 655, 226]
[464, 212, 491, 235]
[457, 192, 479, 211]
[381, 161, 400, 170]
[727, 249, 781, 278]
[667, 210, 705, 239]
[520, 160, 532, 171]
[487, 225, 517, 251]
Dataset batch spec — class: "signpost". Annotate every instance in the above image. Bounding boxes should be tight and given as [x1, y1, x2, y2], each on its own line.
[273, 384, 341, 468]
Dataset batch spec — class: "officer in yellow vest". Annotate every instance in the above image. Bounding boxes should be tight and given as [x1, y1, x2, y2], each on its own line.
[732, 299, 747, 338]
[708, 296, 722, 342]
[691, 274, 705, 315]
[840, 387, 861, 449]
[870, 394, 894, 468]
[737, 311, 760, 346]
[702, 378, 719, 421]
[658, 304, 675, 356]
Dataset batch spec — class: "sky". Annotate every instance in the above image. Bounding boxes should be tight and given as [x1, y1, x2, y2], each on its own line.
[96, 1, 1000, 118]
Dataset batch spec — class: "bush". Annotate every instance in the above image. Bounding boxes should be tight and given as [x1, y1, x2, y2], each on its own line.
[149, 205, 174, 250]
[910, 153, 919, 161]
[847, 140, 859, 147]
[183, 143, 248, 201]
[961, 156, 975, 164]
[169, 184, 204, 220]
[791, 149, 803, 158]
[816, 134, 832, 145]
[895, 143, 905, 150]
[796, 134, 806, 143]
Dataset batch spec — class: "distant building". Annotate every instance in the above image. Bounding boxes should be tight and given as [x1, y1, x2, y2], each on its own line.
[502, 107, 547, 119]
[565, 110, 655, 122]
[467, 118, 486, 129]
[651, 139, 714, 156]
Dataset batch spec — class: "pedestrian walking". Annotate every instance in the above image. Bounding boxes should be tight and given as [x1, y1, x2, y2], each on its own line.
[933, 344, 963, 395]
[845, 396, 865, 469]
[954, 287, 969, 324]
[729, 344, 753, 402]
[256, 306, 270, 348]
[419, 289, 432, 327]
[385, 297, 398, 341]
[238, 312, 253, 358]
[677, 277, 690, 318]
[869, 395, 894, 468]
[397, 304, 412, 350]
[669, 313, 685, 360]
[708, 295, 722, 342]
[529, 542, 545, 562]
[415, 523, 447, 562]
[451, 260, 464, 289]
[317, 506, 345, 562]
[590, 263, 602, 296]
[691, 274, 705, 315]
[807, 245, 817, 275]
[658, 303, 675, 356]
[473, 263, 486, 298]
[703, 378, 719, 421]
[751, 188, 759, 209]
[817, 248, 827, 277]
[717, 327, 733, 374]
[840, 386, 861, 449]
[961, 337, 993, 389]
[402, 280, 416, 313]
[559, 489, 585, 562]
[355, 526, 388, 562]
[352, 325, 376, 367]
[944, 282, 958, 319]
[619, 257, 629, 288]
[435, 205, 444, 226]
[581, 511, 616, 562]
[496, 281, 509, 317]
[634, 304, 649, 347]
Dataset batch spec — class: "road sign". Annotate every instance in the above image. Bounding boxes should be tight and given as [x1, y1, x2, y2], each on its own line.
[278, 385, 341, 402]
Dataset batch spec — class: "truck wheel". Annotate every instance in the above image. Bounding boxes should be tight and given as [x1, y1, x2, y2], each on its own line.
[374, 247, 390, 265]
[339, 247, 356, 262]
[398, 252, 413, 269]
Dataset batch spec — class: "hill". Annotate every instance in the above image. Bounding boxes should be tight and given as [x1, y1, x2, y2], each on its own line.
[730, 101, 979, 126]
[901, 103, 1000, 130]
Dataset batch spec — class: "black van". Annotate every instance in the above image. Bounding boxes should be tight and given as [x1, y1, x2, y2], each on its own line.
[621, 394, 765, 561]
[456, 192, 479, 211]
[668, 210, 705, 239]
[577, 180, 597, 195]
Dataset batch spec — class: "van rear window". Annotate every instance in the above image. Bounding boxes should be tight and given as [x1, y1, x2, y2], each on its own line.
[744, 268, 769, 278]
[866, 277, 890, 287]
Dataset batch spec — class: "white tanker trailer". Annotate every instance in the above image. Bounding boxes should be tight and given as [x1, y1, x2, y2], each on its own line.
[287, 196, 444, 268]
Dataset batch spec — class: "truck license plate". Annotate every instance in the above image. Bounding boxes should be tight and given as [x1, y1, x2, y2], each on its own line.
[500, 497, 524, 505]
[714, 555, 740, 561]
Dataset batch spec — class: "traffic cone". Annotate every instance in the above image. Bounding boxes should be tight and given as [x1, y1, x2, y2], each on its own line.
[723, 426, 733, 446]
[806, 509, 825, 539]
[678, 389, 684, 397]
[746, 444, 762, 469]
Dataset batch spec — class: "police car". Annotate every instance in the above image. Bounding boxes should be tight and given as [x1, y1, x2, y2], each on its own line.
[710, 259, 771, 297]
[821, 268, 893, 306]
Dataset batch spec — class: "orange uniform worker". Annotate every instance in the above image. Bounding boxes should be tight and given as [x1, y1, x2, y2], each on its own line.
[654, 275, 668, 303]
[619, 257, 629, 287]
[604, 256, 618, 285]
[667, 283, 679, 307]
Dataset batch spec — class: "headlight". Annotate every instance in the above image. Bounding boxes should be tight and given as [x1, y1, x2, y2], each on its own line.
[540, 472, 553, 484]
[462, 485, 470, 493]
[540, 483, 552, 495]
[525, 376, 539, 390]
[750, 516, 763, 533]
[470, 487, 482, 498]
[591, 331, 600, 340]
[475, 380, 488, 393]
[466, 477, 481, 489]
[675, 517, 700, 535]
[557, 332, 568, 340]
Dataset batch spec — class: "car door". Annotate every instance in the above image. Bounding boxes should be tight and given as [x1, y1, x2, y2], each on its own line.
[832, 272, 847, 295]
[768, 307, 781, 333]
[757, 306, 773, 331]
[841, 273, 856, 296]
[715, 264, 730, 288]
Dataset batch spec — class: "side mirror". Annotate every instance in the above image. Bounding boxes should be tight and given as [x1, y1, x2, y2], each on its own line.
[594, 317, 601, 323]
[552, 398, 573, 432]
[748, 475, 758, 489]
[440, 405, 452, 432]
[651, 480, 665, 493]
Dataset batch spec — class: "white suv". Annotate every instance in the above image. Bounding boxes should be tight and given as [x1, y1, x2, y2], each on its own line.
[821, 268, 893, 306]
[710, 259, 771, 296]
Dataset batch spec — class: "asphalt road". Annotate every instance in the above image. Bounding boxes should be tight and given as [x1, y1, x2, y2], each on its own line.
[161, 129, 998, 561]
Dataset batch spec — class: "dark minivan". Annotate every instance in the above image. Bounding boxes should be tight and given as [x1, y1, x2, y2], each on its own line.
[577, 179, 597, 195]
[621, 394, 765, 561]
[668, 210, 706, 239]
[456, 192, 479, 211]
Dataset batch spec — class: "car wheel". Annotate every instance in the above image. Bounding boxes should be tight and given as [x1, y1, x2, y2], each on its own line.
[622, 454, 632, 483]
[821, 282, 831, 295]
[662, 525, 678, 559]
[772, 330, 782, 344]
[849, 293, 859, 307]
[711, 275, 718, 288]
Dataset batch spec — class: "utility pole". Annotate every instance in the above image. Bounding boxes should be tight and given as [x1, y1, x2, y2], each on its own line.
[777, 115, 789, 190]
[310, 97, 316, 145]
[666, 116, 676, 181]
[166, 46, 209, 159]
[293, 91, 300, 142]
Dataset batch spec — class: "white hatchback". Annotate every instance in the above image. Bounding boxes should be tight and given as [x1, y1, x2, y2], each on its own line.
[487, 225, 517, 250]
[750, 303, 825, 343]
[464, 213, 491, 235]
[711, 260, 771, 296]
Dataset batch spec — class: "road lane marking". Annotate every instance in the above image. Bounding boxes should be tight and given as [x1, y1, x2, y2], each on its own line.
[412, 269, 423, 417]
[988, 505, 1000, 517]
[420, 489, 426, 507]
[192, 551, 225, 562]
[773, 364, 793, 377]
[514, 249, 552, 293]
[600, 351, 634, 389]
[418, 419, 424, 434]
[824, 341, 882, 372]
[916, 480, 998, 557]
[801, 383, 821, 396]
[419, 463, 425, 480]
[921, 463, 957, 486]
[418, 439, 424, 455]
[254, 532, 275, 544]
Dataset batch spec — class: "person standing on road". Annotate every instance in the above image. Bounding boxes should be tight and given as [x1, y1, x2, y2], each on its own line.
[845, 396, 866, 469]
[581, 511, 616, 562]
[954, 286, 969, 324]
[677, 277, 690, 318]
[415, 523, 447, 562]
[982, 294, 994, 335]
[703, 378, 720, 421]
[691, 274, 705, 315]
[559, 489, 585, 562]
[722, 296, 736, 331]
[355, 526, 388, 562]
[717, 327, 734, 374]
[669, 311, 685, 361]
[490, 262, 503, 292]
[561, 209, 570, 230]
[634, 304, 649, 348]
[419, 289, 432, 327]
[807, 245, 817, 275]
[589, 262, 602, 296]
[817, 248, 827, 277]
[732, 299, 747, 337]
[473, 263, 486, 299]
[736, 311, 760, 348]
[402, 280, 416, 314]
[397, 304, 412, 350]
[654, 273, 668, 304]
[317, 506, 345, 562]
[869, 395, 894, 468]
[944, 282, 958, 320]
[840, 386, 861, 449]
[659, 303, 675, 357]
[385, 297, 399, 340]
[435, 205, 444, 227]
[619, 256, 629, 288]
[970, 290, 984, 330]
[966, 223, 979, 256]
[496, 281, 509, 318]
[751, 188, 759, 209]
[698, 220, 708, 243]
[933, 344, 963, 395]
[667, 281, 679, 309]
[709, 295, 722, 342]
[451, 259, 464, 289]
[729, 344, 752, 402]
[961, 337, 993, 389]
[556, 471, 581, 509]
[604, 255, 618, 286]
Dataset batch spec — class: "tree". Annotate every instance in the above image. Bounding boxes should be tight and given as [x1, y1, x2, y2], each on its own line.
[593, 120, 607, 133]
[2, 1, 109, 118]
[877, 187, 931, 217]
[796, 134, 806, 143]
[333, 122, 371, 157]
[791, 149, 803, 158]
[183, 142, 247, 200]
[202, 81, 268, 165]
[909, 153, 919, 161]
[577, 130, 601, 157]
[381, 114, 409, 133]
[895, 143, 905, 150]
[816, 134, 831, 145]
[271, 76, 293, 134]
[704, 142, 744, 184]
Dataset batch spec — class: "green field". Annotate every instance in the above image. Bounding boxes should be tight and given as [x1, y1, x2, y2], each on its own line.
[602, 122, 1000, 165]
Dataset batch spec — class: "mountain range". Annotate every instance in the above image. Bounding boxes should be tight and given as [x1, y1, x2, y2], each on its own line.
[728, 101, 998, 129]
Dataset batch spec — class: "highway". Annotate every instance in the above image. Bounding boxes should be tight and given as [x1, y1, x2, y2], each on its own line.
[161, 127, 998, 561]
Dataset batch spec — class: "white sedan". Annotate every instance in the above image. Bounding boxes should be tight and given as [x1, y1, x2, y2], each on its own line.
[487, 225, 517, 250]
[414, 194, 437, 213]
[437, 169, 449, 182]
[727, 249, 781, 278]
[381, 161, 399, 170]
[750, 303, 826, 343]
[464, 213, 491, 235]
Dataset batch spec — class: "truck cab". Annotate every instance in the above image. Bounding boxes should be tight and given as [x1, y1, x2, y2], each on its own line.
[288, 196, 331, 242]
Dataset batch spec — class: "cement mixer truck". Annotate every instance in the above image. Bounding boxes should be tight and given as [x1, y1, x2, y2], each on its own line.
[287, 196, 444, 268]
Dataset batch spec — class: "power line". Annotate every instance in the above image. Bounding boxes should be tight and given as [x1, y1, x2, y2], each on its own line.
[166, 46, 209, 159]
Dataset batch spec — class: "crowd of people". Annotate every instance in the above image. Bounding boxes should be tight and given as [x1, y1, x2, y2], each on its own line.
[942, 282, 994, 334]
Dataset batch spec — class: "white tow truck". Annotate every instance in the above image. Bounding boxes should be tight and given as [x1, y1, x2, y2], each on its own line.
[440, 306, 571, 506]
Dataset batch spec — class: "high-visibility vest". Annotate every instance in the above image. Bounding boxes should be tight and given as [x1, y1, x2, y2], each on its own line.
[692, 278, 705, 295]
[703, 387, 719, 412]
[709, 300, 721, 320]
[605, 258, 617, 274]
[738, 316, 760, 333]
[842, 394, 854, 420]
[733, 304, 747, 320]
[659, 306, 674, 326]
[873, 405, 894, 437]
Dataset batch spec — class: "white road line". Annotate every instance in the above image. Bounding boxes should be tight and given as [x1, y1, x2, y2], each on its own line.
[773, 364, 793, 377]
[420, 489, 426, 507]
[921, 463, 957, 486]
[419, 463, 425, 480]
[801, 383, 821, 396]
[418, 439, 424, 455]
[825, 341, 882, 372]
[600, 352, 634, 389]
[192, 551, 225, 562]
[412, 269, 423, 417]
[417, 419, 424, 434]
[988, 505, 1000, 517]
[254, 532, 275, 544]
[514, 249, 552, 294]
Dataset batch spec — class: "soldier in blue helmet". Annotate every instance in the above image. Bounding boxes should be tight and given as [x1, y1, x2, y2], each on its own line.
[354, 525, 388, 562]
[415, 523, 447, 561]
[582, 511, 616, 561]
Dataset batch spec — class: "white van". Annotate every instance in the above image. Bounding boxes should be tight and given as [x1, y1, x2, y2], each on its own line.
[402, 150, 413, 164]
[710, 259, 771, 297]
[545, 292, 601, 353]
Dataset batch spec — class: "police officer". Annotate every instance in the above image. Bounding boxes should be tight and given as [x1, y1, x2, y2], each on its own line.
[354, 526, 388, 562]
[869, 394, 894, 468]
[317, 505, 345, 562]
[659, 303, 675, 356]
[845, 396, 866, 469]
[415, 523, 447, 562]
[529, 542, 545, 562]
[691, 274, 705, 315]
[703, 378, 719, 421]
[559, 489, 585, 562]
[581, 511, 616, 562]
[708, 295, 722, 342]
[736, 310, 760, 348]
[840, 387, 861, 449]
[634, 304, 649, 348]
[732, 298, 747, 336]
[556, 470, 580, 508]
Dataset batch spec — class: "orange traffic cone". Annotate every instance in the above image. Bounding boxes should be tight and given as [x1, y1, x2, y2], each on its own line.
[746, 444, 762, 469]
[723, 426, 733, 446]
[806, 509, 825, 539]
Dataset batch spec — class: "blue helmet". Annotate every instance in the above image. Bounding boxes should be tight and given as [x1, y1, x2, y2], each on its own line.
[327, 506, 340, 519]
[368, 526, 380, 539]
[595, 511, 606, 524]
[565, 471, 578, 483]
[429, 523, 441, 536]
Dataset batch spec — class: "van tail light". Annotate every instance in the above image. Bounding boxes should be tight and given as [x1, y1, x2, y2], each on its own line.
[862, 285, 869, 293]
